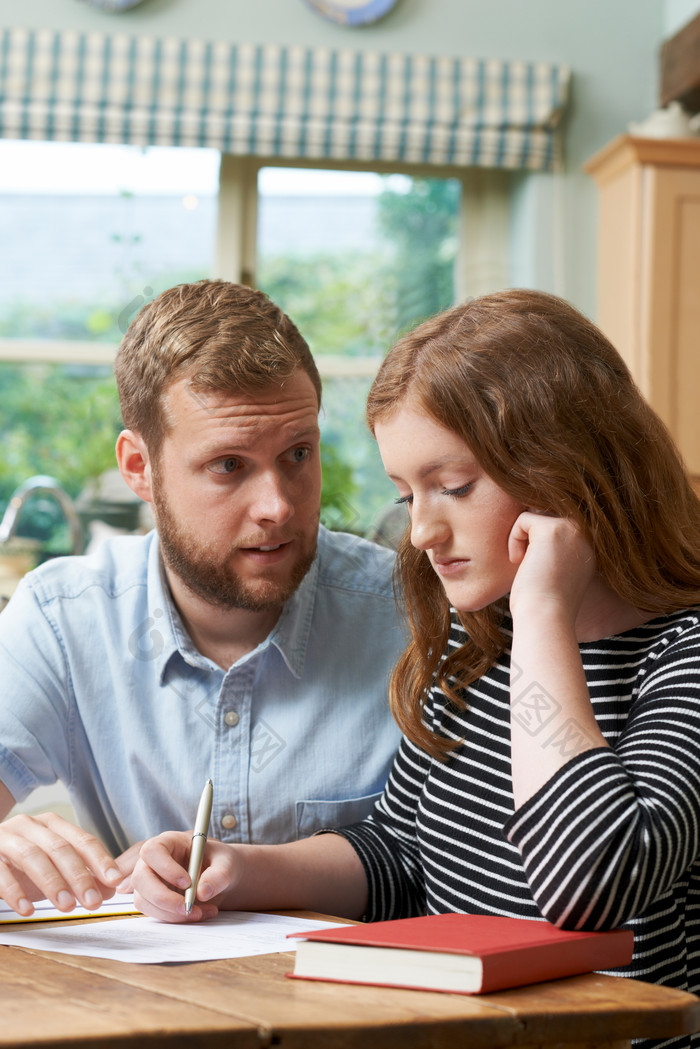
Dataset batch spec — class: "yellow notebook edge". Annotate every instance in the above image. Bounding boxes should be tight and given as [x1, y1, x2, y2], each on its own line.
[0, 904, 141, 925]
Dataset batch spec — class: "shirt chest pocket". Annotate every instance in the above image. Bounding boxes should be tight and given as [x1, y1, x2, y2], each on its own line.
[295, 792, 383, 839]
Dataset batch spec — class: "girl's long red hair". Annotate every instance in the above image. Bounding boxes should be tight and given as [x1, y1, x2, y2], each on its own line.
[367, 290, 700, 758]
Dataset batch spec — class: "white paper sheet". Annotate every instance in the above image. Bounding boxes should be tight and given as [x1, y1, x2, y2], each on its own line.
[0, 910, 347, 963]
[0, 893, 139, 924]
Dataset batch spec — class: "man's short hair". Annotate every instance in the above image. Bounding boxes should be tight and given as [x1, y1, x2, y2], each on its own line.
[114, 280, 322, 455]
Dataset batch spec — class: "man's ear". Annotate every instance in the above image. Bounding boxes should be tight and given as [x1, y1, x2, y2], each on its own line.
[116, 430, 154, 504]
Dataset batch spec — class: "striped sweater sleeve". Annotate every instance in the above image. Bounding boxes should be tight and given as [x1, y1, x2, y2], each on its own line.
[336, 733, 429, 921]
[506, 620, 700, 930]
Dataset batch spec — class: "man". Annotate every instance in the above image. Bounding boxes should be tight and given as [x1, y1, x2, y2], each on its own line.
[0, 280, 404, 917]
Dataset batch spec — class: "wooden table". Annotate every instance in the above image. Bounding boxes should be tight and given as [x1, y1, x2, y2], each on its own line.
[0, 912, 699, 1048]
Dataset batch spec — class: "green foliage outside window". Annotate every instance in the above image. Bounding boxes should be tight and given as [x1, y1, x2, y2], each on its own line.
[377, 177, 460, 336]
[0, 365, 118, 502]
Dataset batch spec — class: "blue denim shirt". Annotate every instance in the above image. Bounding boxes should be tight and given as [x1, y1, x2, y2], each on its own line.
[0, 526, 404, 855]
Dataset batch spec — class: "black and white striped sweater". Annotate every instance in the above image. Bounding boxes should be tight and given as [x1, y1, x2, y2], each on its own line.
[339, 608, 700, 1049]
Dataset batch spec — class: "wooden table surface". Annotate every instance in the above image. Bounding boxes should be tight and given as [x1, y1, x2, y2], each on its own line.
[0, 912, 699, 1049]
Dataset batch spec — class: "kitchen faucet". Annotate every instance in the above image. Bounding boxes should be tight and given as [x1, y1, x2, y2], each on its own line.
[0, 475, 84, 556]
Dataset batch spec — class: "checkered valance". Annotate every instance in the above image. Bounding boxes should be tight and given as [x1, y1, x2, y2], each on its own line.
[0, 26, 570, 170]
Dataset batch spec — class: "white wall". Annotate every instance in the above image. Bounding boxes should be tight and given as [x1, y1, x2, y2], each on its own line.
[4, 0, 668, 317]
[665, 0, 700, 34]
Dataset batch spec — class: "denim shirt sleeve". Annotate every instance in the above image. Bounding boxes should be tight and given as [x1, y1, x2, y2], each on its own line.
[0, 576, 72, 798]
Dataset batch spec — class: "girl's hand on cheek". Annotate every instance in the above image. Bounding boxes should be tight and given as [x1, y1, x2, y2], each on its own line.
[508, 512, 595, 625]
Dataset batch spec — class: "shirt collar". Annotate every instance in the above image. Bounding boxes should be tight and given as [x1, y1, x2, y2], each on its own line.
[145, 537, 216, 682]
[148, 533, 318, 681]
[267, 554, 318, 679]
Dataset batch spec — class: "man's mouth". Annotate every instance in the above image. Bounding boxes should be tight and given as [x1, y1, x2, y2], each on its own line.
[241, 541, 289, 553]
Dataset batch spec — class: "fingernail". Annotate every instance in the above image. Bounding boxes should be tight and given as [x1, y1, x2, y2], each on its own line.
[84, 889, 102, 910]
[17, 898, 32, 916]
[105, 866, 121, 882]
[57, 890, 74, 911]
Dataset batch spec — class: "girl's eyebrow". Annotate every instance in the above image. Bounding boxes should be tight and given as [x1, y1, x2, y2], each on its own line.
[385, 456, 476, 484]
[417, 456, 476, 480]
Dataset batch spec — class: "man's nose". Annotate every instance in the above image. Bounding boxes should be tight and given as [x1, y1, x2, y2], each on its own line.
[249, 471, 296, 525]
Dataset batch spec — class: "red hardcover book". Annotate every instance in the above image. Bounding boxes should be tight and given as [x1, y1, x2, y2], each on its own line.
[287, 913, 634, 995]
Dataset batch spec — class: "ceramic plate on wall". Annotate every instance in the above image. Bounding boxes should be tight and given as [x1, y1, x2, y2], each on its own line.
[303, 0, 399, 26]
[79, 0, 148, 10]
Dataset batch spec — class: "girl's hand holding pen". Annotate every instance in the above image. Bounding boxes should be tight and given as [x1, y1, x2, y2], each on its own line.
[133, 830, 369, 924]
[133, 831, 239, 922]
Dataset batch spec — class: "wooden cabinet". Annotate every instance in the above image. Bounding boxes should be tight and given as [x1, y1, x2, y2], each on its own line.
[585, 135, 700, 479]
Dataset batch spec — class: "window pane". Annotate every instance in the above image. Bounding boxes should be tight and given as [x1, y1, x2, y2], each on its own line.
[0, 141, 219, 557]
[256, 167, 461, 534]
[0, 140, 219, 342]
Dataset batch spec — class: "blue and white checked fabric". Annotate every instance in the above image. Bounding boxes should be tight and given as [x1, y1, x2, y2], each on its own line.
[0, 26, 570, 170]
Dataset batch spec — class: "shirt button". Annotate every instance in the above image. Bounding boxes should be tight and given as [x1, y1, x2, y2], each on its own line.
[224, 709, 240, 727]
[221, 813, 238, 830]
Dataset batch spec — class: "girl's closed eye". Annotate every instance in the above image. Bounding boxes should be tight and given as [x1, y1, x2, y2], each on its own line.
[394, 483, 473, 505]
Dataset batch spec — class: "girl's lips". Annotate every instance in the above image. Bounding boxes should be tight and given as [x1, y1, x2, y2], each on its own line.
[433, 556, 469, 576]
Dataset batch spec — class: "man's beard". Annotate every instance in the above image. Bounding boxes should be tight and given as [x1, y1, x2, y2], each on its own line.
[152, 487, 317, 612]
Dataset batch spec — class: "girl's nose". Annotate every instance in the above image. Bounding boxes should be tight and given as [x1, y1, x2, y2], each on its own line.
[409, 498, 449, 551]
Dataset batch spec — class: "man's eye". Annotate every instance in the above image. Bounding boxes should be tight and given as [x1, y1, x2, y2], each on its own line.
[209, 457, 239, 475]
[289, 447, 309, 463]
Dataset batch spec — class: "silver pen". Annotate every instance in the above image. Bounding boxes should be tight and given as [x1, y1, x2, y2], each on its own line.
[184, 778, 214, 916]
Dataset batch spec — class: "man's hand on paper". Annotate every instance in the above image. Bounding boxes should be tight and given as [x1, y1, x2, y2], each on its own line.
[133, 831, 237, 923]
[0, 811, 124, 917]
